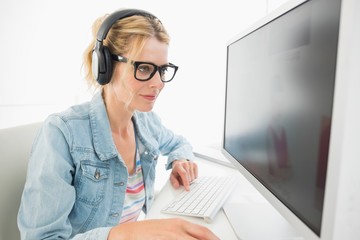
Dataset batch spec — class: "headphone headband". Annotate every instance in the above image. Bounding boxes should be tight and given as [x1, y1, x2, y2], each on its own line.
[96, 9, 155, 42]
[92, 9, 157, 85]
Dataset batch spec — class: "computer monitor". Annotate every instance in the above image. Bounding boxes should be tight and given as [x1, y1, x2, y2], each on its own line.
[221, 0, 359, 239]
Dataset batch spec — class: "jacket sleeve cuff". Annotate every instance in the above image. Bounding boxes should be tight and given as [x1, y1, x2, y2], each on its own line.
[165, 152, 195, 170]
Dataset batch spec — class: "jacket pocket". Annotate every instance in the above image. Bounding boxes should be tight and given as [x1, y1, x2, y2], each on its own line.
[75, 160, 110, 205]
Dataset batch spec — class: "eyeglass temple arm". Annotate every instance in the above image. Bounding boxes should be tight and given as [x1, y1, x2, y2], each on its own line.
[111, 54, 128, 63]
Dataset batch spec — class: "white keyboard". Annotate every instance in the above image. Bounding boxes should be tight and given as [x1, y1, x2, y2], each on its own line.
[161, 175, 238, 223]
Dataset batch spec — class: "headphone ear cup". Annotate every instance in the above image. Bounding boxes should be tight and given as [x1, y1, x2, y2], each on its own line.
[96, 46, 113, 85]
[92, 48, 101, 83]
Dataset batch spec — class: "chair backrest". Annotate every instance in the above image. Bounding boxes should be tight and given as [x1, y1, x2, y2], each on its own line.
[0, 122, 42, 240]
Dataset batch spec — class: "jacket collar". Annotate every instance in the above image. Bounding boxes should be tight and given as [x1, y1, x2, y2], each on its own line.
[89, 91, 118, 161]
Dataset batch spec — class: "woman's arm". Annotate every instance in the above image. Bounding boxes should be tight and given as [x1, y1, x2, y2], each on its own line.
[144, 112, 195, 166]
[145, 112, 199, 189]
[107, 218, 219, 240]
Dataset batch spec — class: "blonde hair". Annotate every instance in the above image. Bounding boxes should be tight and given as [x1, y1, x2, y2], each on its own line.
[82, 11, 170, 90]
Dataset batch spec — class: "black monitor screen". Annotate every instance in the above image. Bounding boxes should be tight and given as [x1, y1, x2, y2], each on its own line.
[223, 0, 341, 235]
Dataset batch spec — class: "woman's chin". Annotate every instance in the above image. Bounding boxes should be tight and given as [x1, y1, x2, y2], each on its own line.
[136, 104, 155, 112]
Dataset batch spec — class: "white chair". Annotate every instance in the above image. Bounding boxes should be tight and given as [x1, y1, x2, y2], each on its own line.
[0, 122, 42, 240]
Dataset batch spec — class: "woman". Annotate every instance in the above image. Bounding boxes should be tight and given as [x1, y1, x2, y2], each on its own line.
[18, 8, 219, 240]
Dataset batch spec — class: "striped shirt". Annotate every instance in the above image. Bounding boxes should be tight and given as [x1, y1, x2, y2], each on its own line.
[119, 151, 145, 224]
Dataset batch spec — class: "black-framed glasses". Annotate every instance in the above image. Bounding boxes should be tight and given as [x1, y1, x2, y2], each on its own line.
[111, 54, 179, 82]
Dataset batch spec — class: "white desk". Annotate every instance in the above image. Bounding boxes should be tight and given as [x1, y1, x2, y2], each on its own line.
[145, 156, 272, 240]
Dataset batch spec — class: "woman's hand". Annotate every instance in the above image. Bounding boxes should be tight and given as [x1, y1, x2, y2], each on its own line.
[108, 218, 220, 240]
[170, 159, 198, 191]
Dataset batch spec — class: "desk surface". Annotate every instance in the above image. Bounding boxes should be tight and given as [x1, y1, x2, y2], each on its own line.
[145, 156, 270, 240]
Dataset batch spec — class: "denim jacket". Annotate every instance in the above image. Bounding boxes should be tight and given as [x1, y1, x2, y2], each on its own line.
[17, 91, 195, 240]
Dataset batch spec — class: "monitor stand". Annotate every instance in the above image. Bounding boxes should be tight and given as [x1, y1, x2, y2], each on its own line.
[223, 202, 304, 240]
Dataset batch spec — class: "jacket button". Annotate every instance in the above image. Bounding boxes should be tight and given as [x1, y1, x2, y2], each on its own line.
[94, 169, 100, 179]
[111, 213, 119, 217]
[114, 182, 125, 186]
[144, 151, 148, 155]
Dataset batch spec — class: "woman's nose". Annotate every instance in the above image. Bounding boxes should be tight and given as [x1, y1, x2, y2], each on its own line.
[149, 71, 164, 88]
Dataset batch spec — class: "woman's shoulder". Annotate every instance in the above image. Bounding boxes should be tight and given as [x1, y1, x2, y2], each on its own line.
[42, 101, 92, 134]
[50, 101, 91, 122]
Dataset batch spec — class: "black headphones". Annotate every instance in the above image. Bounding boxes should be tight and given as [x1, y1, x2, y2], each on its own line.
[92, 9, 157, 85]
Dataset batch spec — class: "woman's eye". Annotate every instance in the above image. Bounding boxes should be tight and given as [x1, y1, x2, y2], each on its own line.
[160, 67, 168, 75]
[138, 64, 153, 73]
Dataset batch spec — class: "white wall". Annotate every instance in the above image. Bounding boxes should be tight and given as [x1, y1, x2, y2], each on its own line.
[0, 0, 289, 147]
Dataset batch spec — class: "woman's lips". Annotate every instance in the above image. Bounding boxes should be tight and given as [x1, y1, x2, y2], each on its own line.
[141, 94, 157, 101]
